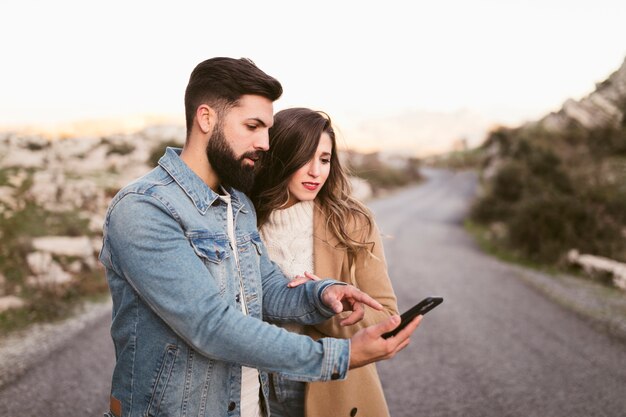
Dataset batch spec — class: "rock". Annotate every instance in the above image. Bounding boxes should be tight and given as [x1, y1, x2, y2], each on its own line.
[567, 249, 626, 291]
[0, 296, 26, 313]
[0, 147, 47, 168]
[26, 263, 73, 287]
[89, 214, 105, 234]
[540, 57, 626, 132]
[26, 252, 53, 276]
[90, 237, 103, 255]
[27, 171, 106, 212]
[67, 260, 83, 274]
[31, 236, 94, 258]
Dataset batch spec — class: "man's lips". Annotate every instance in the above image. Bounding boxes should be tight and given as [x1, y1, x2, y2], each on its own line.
[242, 153, 260, 166]
[302, 182, 320, 191]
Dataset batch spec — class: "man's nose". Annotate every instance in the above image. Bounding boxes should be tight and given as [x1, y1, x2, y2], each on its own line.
[254, 132, 270, 151]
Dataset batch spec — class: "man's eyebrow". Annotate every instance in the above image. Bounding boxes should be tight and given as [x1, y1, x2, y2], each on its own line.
[248, 117, 269, 127]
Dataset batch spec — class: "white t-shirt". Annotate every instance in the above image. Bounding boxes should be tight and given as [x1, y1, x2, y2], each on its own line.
[219, 190, 261, 417]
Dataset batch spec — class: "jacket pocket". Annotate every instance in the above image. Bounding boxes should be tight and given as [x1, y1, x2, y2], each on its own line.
[145, 344, 178, 417]
[186, 231, 231, 264]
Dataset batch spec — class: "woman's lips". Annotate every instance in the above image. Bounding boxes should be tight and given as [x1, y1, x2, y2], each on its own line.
[302, 182, 319, 191]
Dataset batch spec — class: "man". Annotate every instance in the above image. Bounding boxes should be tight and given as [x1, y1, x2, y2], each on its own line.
[100, 57, 421, 417]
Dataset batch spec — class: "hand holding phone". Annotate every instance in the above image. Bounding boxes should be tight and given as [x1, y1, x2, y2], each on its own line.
[382, 296, 443, 339]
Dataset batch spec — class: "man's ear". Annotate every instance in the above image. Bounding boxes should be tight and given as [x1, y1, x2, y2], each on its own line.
[196, 104, 217, 134]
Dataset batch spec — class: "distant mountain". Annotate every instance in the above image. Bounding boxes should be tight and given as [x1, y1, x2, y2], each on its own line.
[340, 108, 495, 157]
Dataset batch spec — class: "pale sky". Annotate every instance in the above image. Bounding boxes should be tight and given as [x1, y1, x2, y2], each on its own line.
[1, 0, 625, 155]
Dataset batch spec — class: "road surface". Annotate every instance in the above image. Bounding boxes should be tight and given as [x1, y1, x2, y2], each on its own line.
[373, 169, 626, 417]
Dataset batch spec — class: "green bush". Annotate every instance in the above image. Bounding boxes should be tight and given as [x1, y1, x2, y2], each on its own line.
[351, 166, 412, 189]
[492, 162, 525, 203]
[507, 195, 622, 263]
[148, 140, 183, 167]
[470, 194, 512, 224]
[345, 153, 422, 193]
[100, 137, 136, 156]
[106, 142, 136, 156]
[588, 126, 626, 156]
[473, 122, 626, 266]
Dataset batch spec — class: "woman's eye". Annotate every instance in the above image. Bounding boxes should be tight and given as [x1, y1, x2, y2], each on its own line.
[321, 158, 331, 164]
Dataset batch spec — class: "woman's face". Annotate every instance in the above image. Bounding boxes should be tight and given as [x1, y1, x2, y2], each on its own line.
[285, 132, 332, 208]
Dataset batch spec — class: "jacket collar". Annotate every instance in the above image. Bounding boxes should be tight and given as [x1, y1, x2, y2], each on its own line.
[158, 147, 246, 214]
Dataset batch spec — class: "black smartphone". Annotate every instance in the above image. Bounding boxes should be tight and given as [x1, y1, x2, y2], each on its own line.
[382, 296, 443, 339]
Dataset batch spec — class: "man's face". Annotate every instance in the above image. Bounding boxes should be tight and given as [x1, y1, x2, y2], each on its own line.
[206, 95, 273, 192]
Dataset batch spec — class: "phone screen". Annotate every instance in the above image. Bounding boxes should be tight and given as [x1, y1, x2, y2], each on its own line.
[381, 296, 443, 339]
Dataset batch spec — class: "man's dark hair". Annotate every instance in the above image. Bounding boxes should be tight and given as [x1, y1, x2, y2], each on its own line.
[184, 57, 283, 138]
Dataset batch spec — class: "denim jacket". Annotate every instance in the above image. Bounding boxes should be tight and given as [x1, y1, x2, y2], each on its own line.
[99, 148, 350, 417]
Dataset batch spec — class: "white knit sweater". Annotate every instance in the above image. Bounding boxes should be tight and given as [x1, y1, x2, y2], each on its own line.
[260, 201, 315, 335]
[260, 200, 315, 280]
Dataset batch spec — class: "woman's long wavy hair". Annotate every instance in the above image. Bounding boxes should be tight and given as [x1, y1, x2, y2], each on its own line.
[251, 107, 373, 256]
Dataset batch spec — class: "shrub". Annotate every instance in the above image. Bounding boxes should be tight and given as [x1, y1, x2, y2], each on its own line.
[470, 194, 512, 224]
[492, 162, 525, 203]
[588, 126, 626, 156]
[507, 195, 622, 263]
[148, 140, 183, 167]
[100, 137, 136, 156]
[106, 142, 136, 156]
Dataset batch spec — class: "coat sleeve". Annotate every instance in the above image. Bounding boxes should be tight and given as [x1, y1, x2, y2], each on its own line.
[311, 216, 399, 338]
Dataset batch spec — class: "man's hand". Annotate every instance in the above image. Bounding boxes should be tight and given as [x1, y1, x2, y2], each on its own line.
[319, 281, 383, 326]
[349, 314, 422, 369]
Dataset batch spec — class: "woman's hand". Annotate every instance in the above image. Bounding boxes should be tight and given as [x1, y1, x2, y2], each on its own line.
[287, 271, 321, 288]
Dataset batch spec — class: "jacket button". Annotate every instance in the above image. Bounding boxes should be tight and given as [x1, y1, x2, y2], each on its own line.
[350, 407, 358, 416]
[331, 372, 340, 380]
[228, 402, 236, 411]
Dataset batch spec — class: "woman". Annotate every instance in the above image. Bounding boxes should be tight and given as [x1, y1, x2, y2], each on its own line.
[250, 108, 398, 417]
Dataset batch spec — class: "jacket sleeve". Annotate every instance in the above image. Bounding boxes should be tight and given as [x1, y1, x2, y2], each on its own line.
[256, 242, 345, 324]
[102, 193, 349, 381]
[312, 217, 399, 338]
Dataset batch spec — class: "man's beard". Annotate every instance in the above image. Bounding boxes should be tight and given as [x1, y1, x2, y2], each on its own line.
[206, 124, 259, 193]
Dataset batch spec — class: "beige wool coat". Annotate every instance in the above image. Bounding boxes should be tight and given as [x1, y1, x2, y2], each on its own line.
[302, 205, 399, 417]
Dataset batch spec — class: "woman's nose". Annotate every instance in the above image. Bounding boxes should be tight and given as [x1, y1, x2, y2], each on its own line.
[308, 162, 320, 177]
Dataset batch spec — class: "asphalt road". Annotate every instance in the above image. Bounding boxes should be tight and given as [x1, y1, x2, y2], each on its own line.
[373, 169, 626, 417]
[1, 168, 624, 417]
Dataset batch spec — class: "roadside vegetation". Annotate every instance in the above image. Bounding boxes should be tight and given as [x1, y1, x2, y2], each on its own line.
[424, 147, 484, 171]
[346, 153, 423, 195]
[468, 121, 626, 273]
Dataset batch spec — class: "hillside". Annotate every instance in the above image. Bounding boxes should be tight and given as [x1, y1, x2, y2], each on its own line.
[0, 126, 184, 329]
[0, 126, 420, 331]
[472, 57, 626, 269]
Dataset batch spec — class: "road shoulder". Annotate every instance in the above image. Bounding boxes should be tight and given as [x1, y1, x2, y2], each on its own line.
[0, 299, 112, 388]
[512, 265, 626, 343]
